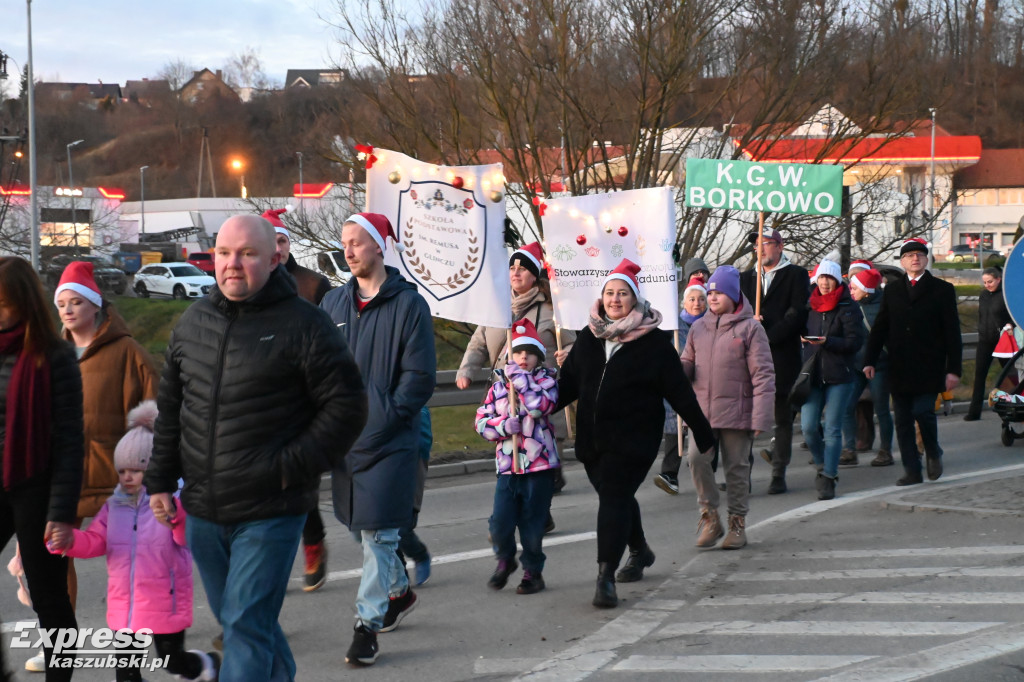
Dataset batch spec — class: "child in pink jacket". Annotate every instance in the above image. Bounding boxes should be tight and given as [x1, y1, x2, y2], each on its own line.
[58, 401, 218, 682]
[476, 319, 560, 596]
[682, 266, 775, 550]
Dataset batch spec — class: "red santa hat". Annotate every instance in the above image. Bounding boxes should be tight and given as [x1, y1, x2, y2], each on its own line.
[345, 212, 404, 253]
[54, 261, 103, 308]
[261, 206, 295, 237]
[510, 242, 545, 279]
[899, 238, 929, 256]
[683, 276, 707, 300]
[848, 259, 873, 275]
[850, 268, 883, 294]
[993, 325, 1020, 359]
[603, 258, 641, 298]
[510, 318, 545, 359]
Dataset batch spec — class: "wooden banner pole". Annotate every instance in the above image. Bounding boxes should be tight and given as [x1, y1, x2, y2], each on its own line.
[755, 212, 765, 318]
[506, 328, 524, 474]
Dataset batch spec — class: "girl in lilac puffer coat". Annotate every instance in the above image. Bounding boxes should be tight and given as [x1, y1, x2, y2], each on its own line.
[60, 402, 217, 682]
[476, 319, 560, 596]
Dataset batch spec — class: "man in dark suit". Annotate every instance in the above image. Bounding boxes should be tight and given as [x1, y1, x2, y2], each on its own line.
[740, 228, 810, 494]
[863, 238, 962, 485]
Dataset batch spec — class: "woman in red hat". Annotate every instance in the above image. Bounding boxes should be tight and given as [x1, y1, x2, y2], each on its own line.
[0, 257, 83, 679]
[556, 259, 714, 609]
[51, 261, 157, 624]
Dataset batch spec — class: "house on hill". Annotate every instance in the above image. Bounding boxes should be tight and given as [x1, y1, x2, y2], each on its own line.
[180, 69, 240, 104]
[123, 79, 170, 106]
[285, 69, 347, 88]
[36, 82, 122, 108]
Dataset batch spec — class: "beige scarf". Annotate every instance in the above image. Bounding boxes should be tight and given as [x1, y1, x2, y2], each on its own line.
[587, 298, 663, 343]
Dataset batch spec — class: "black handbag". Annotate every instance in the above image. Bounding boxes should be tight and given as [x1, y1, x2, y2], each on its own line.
[789, 348, 822, 407]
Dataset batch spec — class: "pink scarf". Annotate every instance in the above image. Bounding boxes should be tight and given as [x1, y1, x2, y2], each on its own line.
[588, 298, 663, 343]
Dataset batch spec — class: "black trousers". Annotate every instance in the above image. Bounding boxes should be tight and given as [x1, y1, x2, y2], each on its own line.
[115, 631, 204, 682]
[583, 453, 656, 568]
[0, 478, 77, 682]
[968, 343, 1008, 413]
[302, 506, 325, 547]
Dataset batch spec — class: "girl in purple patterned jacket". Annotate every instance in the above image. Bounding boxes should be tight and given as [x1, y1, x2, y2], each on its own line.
[476, 318, 560, 595]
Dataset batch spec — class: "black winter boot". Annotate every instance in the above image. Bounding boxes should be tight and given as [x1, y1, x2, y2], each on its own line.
[593, 562, 618, 608]
[615, 545, 655, 583]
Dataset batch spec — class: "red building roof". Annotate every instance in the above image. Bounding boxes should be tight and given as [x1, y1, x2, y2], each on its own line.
[955, 149, 1024, 189]
[738, 136, 982, 165]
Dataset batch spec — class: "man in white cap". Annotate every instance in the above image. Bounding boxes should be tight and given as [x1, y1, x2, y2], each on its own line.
[863, 238, 961, 485]
[320, 212, 436, 666]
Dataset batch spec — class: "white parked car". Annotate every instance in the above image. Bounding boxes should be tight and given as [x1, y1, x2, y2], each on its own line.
[134, 263, 215, 299]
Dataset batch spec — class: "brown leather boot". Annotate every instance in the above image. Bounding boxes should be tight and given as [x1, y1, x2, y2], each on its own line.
[721, 514, 747, 550]
[695, 508, 724, 548]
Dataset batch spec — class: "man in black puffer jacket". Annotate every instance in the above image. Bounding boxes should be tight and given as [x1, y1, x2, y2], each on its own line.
[147, 215, 367, 681]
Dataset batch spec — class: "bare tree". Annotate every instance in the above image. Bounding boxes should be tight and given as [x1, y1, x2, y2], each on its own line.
[156, 58, 199, 92]
[222, 47, 273, 91]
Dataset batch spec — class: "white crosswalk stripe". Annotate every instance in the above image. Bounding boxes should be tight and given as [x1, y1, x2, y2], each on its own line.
[610, 544, 1024, 678]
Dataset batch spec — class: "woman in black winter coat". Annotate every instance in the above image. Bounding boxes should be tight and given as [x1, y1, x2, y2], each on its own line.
[556, 260, 714, 609]
[0, 257, 84, 680]
[965, 267, 1013, 420]
[799, 259, 865, 501]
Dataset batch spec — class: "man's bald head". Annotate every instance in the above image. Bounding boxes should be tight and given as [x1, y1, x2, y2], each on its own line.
[214, 214, 282, 301]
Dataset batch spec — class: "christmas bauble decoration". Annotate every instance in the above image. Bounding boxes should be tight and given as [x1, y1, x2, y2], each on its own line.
[490, 190, 504, 203]
[603, 224, 613, 234]
[618, 226, 629, 237]
[452, 176, 465, 189]
[388, 171, 401, 184]
[576, 235, 587, 246]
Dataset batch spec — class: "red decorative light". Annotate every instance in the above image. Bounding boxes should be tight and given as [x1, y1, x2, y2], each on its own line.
[0, 185, 31, 196]
[617, 226, 628, 237]
[293, 183, 334, 198]
[97, 187, 126, 200]
[576, 235, 587, 245]
[452, 176, 464, 189]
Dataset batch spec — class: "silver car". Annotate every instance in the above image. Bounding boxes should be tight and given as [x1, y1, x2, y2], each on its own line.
[134, 263, 215, 299]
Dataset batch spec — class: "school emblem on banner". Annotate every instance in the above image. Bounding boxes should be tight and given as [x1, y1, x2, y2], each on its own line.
[395, 183, 487, 301]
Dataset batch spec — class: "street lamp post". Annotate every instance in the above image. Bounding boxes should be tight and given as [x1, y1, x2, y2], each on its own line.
[929, 107, 936, 248]
[26, 0, 40, 270]
[230, 159, 245, 198]
[66, 139, 84, 253]
[139, 165, 149, 235]
[296, 151, 303, 216]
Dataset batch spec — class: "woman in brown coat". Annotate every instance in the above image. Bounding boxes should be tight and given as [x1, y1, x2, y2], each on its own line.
[53, 262, 157, 605]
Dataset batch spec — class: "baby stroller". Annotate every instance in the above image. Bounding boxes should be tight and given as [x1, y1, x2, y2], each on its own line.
[988, 325, 1024, 447]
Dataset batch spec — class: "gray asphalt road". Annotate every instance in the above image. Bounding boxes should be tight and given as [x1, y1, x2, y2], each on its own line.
[2, 409, 1023, 681]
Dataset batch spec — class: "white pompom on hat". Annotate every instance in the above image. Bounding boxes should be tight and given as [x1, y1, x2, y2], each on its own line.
[54, 261, 103, 308]
[510, 318, 545, 359]
[113, 400, 158, 471]
[345, 212, 405, 253]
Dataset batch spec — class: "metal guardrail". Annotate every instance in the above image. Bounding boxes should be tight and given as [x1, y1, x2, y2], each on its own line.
[428, 333, 982, 409]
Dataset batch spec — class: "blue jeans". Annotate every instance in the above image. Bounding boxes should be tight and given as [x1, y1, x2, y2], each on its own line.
[488, 470, 555, 573]
[353, 528, 409, 631]
[801, 381, 856, 478]
[892, 392, 941, 474]
[841, 367, 894, 451]
[188, 514, 305, 682]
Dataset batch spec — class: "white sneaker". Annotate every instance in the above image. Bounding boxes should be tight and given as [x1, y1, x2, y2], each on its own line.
[188, 649, 220, 681]
[25, 648, 45, 672]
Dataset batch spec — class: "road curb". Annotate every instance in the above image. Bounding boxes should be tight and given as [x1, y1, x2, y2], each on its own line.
[880, 497, 1024, 517]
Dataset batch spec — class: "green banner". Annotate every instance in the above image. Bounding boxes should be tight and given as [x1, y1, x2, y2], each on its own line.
[685, 158, 844, 217]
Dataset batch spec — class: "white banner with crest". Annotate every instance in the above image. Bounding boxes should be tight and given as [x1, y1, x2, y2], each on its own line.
[366, 149, 512, 328]
[542, 187, 679, 331]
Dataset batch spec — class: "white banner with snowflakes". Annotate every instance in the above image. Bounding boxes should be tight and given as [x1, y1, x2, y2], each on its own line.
[366, 149, 512, 329]
[543, 187, 679, 331]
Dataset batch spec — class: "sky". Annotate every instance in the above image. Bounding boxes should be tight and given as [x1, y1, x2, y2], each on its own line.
[1, 0, 348, 88]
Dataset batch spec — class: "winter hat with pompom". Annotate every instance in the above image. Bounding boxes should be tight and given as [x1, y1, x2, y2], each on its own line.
[113, 400, 158, 471]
